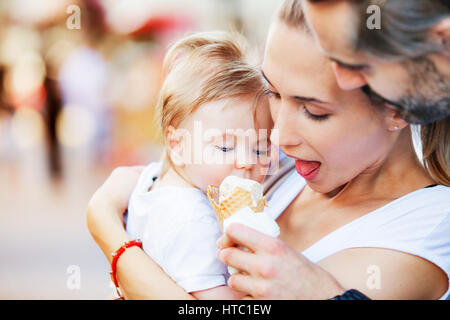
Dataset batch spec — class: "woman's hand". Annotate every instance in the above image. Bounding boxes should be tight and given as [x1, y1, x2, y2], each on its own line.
[88, 166, 145, 224]
[217, 223, 346, 299]
[87, 166, 144, 265]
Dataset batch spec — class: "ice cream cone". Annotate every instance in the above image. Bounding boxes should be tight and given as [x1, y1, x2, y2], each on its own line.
[207, 184, 267, 230]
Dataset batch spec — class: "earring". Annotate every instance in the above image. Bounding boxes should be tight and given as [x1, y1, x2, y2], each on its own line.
[393, 125, 399, 130]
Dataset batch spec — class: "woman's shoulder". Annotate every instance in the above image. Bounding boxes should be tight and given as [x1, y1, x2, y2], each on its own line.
[404, 184, 449, 200]
[314, 185, 450, 299]
[304, 185, 450, 267]
[379, 184, 449, 219]
[365, 185, 450, 234]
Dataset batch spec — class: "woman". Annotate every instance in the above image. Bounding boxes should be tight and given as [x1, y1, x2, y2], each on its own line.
[87, 0, 450, 299]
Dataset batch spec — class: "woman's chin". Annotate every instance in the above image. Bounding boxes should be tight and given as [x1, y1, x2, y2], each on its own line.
[305, 178, 346, 197]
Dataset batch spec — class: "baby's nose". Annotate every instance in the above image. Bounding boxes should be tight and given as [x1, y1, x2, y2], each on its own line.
[234, 147, 255, 170]
[235, 159, 254, 171]
[232, 168, 252, 180]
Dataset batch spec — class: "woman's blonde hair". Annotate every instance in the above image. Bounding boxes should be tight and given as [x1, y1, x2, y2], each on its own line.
[420, 119, 450, 186]
[278, 0, 450, 186]
[155, 31, 267, 176]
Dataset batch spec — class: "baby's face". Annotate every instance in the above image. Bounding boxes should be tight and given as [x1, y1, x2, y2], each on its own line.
[175, 95, 273, 192]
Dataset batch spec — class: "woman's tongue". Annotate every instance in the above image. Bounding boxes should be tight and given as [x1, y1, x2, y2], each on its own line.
[295, 159, 321, 177]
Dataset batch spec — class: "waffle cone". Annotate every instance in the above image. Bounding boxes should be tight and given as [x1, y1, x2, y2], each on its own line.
[207, 185, 267, 230]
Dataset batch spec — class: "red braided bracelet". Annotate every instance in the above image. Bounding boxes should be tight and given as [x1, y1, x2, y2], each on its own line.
[110, 239, 143, 299]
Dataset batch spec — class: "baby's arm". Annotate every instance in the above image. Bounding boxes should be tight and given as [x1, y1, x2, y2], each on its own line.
[192, 285, 248, 300]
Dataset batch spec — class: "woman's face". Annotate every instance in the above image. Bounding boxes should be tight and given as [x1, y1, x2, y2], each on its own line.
[262, 21, 395, 194]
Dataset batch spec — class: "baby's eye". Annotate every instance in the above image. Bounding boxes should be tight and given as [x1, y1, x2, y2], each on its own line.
[216, 146, 234, 152]
[253, 149, 269, 156]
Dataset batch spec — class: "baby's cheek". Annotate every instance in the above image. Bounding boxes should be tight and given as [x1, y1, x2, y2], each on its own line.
[196, 164, 234, 188]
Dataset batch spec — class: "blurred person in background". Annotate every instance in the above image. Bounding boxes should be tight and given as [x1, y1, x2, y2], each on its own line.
[57, 0, 111, 167]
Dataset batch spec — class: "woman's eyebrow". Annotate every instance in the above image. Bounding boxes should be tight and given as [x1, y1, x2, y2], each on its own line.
[293, 96, 330, 105]
[261, 70, 330, 105]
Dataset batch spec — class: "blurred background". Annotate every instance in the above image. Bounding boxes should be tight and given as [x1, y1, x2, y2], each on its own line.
[0, 0, 282, 299]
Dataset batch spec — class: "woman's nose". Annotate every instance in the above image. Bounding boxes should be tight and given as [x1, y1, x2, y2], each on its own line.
[270, 102, 302, 148]
[331, 61, 367, 90]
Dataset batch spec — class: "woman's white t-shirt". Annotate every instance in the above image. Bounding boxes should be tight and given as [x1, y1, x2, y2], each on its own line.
[266, 170, 450, 300]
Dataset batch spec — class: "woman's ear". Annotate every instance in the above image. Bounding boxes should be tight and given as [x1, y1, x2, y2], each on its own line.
[384, 107, 409, 132]
[165, 125, 186, 167]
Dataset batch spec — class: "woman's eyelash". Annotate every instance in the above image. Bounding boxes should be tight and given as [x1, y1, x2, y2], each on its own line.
[264, 90, 329, 121]
[263, 89, 280, 99]
[302, 105, 329, 121]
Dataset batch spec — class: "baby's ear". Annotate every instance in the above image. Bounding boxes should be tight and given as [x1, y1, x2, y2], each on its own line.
[165, 125, 187, 167]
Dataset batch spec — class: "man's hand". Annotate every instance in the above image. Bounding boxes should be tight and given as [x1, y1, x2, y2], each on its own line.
[217, 223, 346, 299]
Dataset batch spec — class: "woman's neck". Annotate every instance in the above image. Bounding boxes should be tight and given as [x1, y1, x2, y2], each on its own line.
[326, 130, 435, 205]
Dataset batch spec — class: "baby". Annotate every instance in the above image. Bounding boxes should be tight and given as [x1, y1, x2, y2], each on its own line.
[126, 31, 273, 299]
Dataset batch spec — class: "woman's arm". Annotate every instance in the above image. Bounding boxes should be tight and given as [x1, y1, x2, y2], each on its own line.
[317, 247, 449, 300]
[217, 223, 449, 300]
[86, 167, 194, 300]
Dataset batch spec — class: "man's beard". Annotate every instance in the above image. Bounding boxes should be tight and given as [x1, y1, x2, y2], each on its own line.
[361, 57, 450, 125]
[396, 94, 449, 125]
[403, 57, 450, 124]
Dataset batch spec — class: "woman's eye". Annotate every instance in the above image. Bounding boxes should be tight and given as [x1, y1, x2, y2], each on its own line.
[302, 105, 329, 121]
[264, 89, 280, 100]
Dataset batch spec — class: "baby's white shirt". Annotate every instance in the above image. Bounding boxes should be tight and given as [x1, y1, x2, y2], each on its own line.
[126, 162, 227, 293]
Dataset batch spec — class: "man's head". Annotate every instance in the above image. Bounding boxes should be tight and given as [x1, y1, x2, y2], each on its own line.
[303, 0, 450, 124]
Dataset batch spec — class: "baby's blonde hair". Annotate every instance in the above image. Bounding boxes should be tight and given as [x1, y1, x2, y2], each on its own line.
[156, 31, 267, 176]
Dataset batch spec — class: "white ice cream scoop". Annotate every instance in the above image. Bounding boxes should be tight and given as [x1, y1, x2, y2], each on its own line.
[223, 206, 280, 275]
[219, 175, 263, 207]
[223, 207, 280, 238]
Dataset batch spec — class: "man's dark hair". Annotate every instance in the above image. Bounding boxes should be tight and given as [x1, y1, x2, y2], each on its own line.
[278, 0, 312, 33]
[307, 0, 449, 59]
[355, 0, 449, 60]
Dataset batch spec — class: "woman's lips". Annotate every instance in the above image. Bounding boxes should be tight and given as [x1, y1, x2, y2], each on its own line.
[295, 159, 321, 180]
